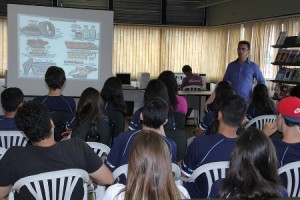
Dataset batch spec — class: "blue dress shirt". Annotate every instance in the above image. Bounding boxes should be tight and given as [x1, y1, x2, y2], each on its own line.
[223, 58, 265, 102]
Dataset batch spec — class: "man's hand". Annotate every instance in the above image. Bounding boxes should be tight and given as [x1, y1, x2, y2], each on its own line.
[263, 122, 278, 137]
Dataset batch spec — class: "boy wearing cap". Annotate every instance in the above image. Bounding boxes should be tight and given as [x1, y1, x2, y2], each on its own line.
[263, 96, 300, 167]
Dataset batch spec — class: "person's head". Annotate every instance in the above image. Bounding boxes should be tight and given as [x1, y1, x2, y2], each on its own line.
[124, 130, 181, 200]
[220, 128, 280, 198]
[251, 84, 275, 116]
[218, 94, 247, 127]
[1, 87, 24, 112]
[212, 81, 234, 111]
[276, 96, 300, 132]
[237, 40, 250, 59]
[45, 66, 66, 90]
[158, 71, 178, 109]
[182, 65, 192, 75]
[76, 87, 104, 125]
[15, 101, 52, 143]
[144, 79, 170, 108]
[290, 85, 300, 98]
[101, 77, 126, 114]
[142, 97, 169, 129]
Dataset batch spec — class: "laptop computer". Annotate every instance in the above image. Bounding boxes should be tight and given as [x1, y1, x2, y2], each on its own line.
[116, 73, 134, 89]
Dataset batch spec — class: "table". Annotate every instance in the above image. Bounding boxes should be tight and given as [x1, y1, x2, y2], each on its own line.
[178, 90, 213, 125]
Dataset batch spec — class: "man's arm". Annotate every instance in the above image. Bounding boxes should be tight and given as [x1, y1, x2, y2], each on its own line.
[255, 64, 265, 84]
[0, 185, 12, 199]
[89, 164, 113, 185]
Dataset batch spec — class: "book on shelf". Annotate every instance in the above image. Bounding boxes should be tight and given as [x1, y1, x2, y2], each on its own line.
[275, 31, 287, 45]
[289, 69, 298, 81]
[279, 50, 289, 62]
[275, 68, 286, 80]
[283, 68, 293, 81]
[292, 69, 300, 82]
[286, 50, 298, 63]
[274, 49, 283, 62]
[293, 50, 300, 63]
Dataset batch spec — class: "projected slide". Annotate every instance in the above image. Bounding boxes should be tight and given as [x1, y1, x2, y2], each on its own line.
[19, 14, 100, 80]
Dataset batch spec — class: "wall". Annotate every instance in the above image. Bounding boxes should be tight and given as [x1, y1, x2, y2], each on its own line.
[207, 0, 300, 26]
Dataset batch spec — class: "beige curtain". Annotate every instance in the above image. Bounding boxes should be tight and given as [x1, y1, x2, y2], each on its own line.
[113, 25, 161, 79]
[0, 19, 7, 77]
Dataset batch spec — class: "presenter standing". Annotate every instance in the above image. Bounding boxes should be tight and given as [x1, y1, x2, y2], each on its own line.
[206, 41, 265, 108]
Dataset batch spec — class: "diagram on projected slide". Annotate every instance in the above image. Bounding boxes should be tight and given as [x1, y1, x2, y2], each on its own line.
[19, 14, 100, 80]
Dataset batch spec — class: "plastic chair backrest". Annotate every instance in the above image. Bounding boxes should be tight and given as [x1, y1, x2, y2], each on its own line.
[245, 114, 277, 129]
[11, 169, 89, 200]
[0, 147, 7, 159]
[183, 161, 229, 198]
[278, 161, 300, 197]
[182, 85, 202, 91]
[0, 131, 28, 149]
[86, 142, 110, 161]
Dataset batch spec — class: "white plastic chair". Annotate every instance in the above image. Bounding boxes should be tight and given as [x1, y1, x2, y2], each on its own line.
[0, 147, 7, 159]
[86, 142, 110, 161]
[278, 161, 300, 197]
[86, 142, 111, 199]
[182, 85, 202, 126]
[181, 161, 229, 198]
[182, 85, 202, 92]
[0, 131, 28, 149]
[10, 169, 90, 200]
[245, 115, 277, 129]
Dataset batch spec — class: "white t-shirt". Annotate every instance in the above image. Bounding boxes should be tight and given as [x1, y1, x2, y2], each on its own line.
[103, 183, 190, 200]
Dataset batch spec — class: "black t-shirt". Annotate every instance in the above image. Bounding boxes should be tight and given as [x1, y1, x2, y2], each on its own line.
[0, 138, 102, 199]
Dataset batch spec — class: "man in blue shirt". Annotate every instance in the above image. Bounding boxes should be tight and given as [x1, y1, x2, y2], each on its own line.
[205, 41, 265, 109]
[182, 94, 247, 198]
[223, 40, 265, 102]
[0, 87, 24, 130]
[105, 97, 177, 181]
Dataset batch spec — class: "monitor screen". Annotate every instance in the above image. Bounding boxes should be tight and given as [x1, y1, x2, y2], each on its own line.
[116, 73, 131, 85]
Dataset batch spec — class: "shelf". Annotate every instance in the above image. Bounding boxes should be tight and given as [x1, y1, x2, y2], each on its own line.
[271, 62, 300, 66]
[270, 80, 300, 84]
[272, 36, 300, 48]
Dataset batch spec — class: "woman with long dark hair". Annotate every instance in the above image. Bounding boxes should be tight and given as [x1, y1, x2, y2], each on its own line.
[67, 87, 111, 145]
[158, 70, 188, 114]
[246, 84, 276, 120]
[209, 128, 288, 198]
[101, 77, 127, 115]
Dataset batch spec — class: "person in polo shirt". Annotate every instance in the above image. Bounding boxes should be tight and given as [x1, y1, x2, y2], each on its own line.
[263, 96, 300, 167]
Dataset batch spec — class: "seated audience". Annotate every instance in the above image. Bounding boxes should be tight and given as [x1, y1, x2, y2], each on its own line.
[129, 79, 176, 131]
[194, 80, 234, 136]
[33, 66, 76, 113]
[105, 97, 177, 182]
[263, 96, 300, 167]
[67, 87, 111, 146]
[0, 87, 24, 130]
[181, 65, 202, 88]
[101, 77, 127, 115]
[209, 128, 288, 198]
[182, 94, 247, 198]
[0, 101, 113, 199]
[158, 70, 188, 115]
[103, 130, 190, 200]
[246, 84, 276, 120]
